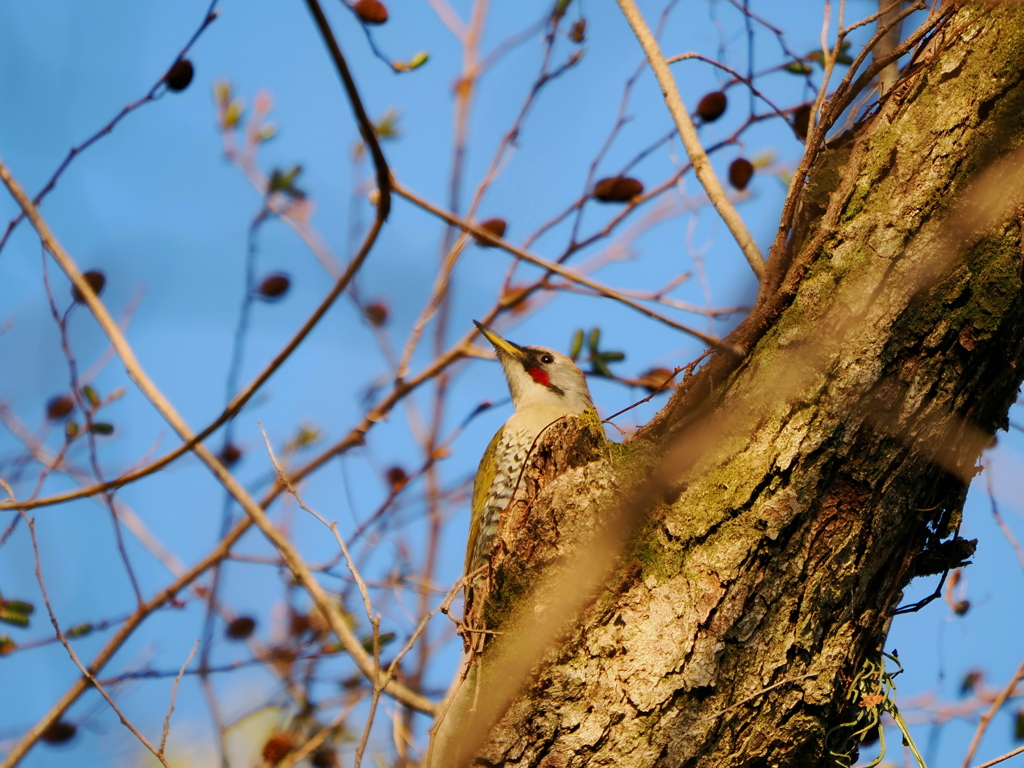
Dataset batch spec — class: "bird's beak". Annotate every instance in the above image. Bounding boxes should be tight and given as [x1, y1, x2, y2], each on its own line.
[473, 320, 524, 361]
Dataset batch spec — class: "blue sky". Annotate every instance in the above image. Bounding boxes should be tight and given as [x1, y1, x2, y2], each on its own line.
[2, 1, 1023, 766]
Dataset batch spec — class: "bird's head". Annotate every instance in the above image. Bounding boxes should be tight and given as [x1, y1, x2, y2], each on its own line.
[474, 320, 594, 414]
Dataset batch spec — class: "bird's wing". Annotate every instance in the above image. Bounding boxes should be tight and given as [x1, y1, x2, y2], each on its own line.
[466, 426, 504, 573]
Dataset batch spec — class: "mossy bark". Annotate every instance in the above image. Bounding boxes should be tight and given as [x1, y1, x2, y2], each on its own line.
[431, 4, 1024, 766]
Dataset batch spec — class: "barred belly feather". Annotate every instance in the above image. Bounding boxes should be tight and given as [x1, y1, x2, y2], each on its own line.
[466, 423, 540, 576]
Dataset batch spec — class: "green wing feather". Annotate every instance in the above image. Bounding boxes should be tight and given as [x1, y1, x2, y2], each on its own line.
[466, 427, 503, 573]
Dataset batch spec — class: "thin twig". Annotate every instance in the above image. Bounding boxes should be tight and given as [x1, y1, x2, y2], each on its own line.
[259, 423, 387, 768]
[0, 3, 220, 254]
[712, 673, 819, 717]
[38, 252, 145, 606]
[970, 744, 1024, 768]
[20, 511, 171, 767]
[602, 367, 684, 422]
[664, 51, 789, 121]
[159, 640, 199, 756]
[985, 463, 1024, 573]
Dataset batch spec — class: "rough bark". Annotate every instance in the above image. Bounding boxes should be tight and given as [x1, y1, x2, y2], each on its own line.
[432, 4, 1024, 766]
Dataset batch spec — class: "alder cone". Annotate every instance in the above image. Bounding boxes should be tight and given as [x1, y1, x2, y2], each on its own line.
[593, 176, 643, 203]
[262, 733, 294, 764]
[474, 217, 508, 246]
[569, 19, 586, 43]
[386, 465, 409, 491]
[365, 301, 389, 326]
[503, 284, 531, 315]
[695, 90, 727, 122]
[793, 103, 813, 141]
[354, 0, 388, 24]
[257, 272, 291, 300]
[165, 59, 194, 92]
[46, 395, 75, 420]
[219, 442, 243, 467]
[225, 616, 256, 639]
[728, 158, 755, 190]
[311, 748, 339, 768]
[635, 367, 676, 392]
[40, 721, 77, 745]
[71, 270, 106, 303]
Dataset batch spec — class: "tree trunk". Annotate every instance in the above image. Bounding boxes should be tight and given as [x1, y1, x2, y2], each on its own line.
[431, 4, 1024, 766]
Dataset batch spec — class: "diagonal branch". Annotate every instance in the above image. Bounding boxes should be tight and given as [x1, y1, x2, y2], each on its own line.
[615, 0, 766, 284]
[393, 180, 732, 351]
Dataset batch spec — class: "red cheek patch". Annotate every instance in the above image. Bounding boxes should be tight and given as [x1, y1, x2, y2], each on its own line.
[528, 367, 551, 387]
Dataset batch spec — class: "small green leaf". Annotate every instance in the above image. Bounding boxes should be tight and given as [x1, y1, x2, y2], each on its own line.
[214, 80, 232, 106]
[89, 422, 115, 435]
[805, 44, 852, 67]
[601, 351, 625, 362]
[587, 327, 601, 353]
[65, 421, 79, 440]
[81, 386, 100, 408]
[569, 329, 584, 361]
[224, 99, 243, 128]
[0, 601, 32, 628]
[960, 670, 982, 696]
[3, 600, 33, 616]
[67, 623, 93, 638]
[374, 109, 401, 140]
[592, 358, 613, 378]
[360, 631, 396, 653]
[553, 0, 573, 19]
[0, 636, 15, 655]
[258, 123, 277, 142]
[223, 99, 244, 129]
[395, 53, 430, 72]
[268, 165, 305, 199]
[1014, 708, 1024, 741]
[407, 51, 429, 70]
[783, 61, 813, 75]
[293, 424, 321, 448]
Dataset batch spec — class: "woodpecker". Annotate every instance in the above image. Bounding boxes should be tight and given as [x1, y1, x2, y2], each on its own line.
[466, 321, 595, 582]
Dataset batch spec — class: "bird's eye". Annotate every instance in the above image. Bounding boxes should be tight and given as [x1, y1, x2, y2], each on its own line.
[540, 353, 554, 364]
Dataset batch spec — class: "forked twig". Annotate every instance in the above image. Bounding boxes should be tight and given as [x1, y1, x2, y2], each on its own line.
[19, 511, 171, 767]
[159, 640, 199, 756]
